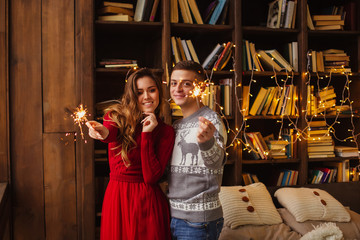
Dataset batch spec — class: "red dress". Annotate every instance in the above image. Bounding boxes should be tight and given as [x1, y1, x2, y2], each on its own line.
[100, 114, 175, 240]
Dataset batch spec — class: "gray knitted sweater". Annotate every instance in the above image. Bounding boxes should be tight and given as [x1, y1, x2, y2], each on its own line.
[167, 106, 227, 222]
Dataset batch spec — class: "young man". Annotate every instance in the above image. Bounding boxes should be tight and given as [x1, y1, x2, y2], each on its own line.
[167, 60, 227, 240]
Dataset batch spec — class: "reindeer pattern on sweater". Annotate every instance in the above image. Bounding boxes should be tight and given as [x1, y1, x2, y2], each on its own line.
[168, 106, 227, 222]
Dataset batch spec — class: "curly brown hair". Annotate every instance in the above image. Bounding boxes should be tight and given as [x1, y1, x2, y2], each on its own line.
[105, 68, 163, 167]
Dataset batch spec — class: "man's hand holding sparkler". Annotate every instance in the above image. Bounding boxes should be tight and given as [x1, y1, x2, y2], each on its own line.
[86, 121, 109, 140]
[197, 116, 216, 143]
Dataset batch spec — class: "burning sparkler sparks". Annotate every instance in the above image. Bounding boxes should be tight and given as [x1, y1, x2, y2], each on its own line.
[67, 104, 89, 140]
[189, 81, 207, 109]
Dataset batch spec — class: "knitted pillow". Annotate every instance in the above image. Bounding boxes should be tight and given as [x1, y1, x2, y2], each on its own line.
[274, 187, 350, 222]
[219, 182, 282, 229]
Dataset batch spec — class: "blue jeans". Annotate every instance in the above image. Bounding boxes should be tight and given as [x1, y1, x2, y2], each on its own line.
[170, 217, 224, 240]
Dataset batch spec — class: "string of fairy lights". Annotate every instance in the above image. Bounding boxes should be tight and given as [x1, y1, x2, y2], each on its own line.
[67, 43, 359, 174]
[183, 43, 359, 172]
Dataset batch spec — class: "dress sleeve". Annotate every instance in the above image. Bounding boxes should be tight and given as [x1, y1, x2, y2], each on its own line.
[101, 113, 118, 143]
[141, 125, 175, 184]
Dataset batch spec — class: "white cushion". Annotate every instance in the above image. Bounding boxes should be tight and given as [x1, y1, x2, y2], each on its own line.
[274, 187, 350, 222]
[219, 182, 282, 229]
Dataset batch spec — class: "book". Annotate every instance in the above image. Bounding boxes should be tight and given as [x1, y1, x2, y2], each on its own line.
[315, 25, 343, 30]
[244, 40, 253, 70]
[97, 6, 134, 16]
[214, 41, 232, 71]
[202, 43, 224, 70]
[284, 0, 295, 28]
[308, 145, 334, 152]
[103, 1, 134, 9]
[142, 0, 155, 21]
[249, 42, 262, 71]
[209, 0, 227, 25]
[149, 0, 160, 22]
[257, 50, 282, 71]
[242, 85, 250, 116]
[170, 0, 179, 23]
[217, 0, 229, 25]
[181, 40, 192, 61]
[306, 4, 315, 30]
[171, 36, 181, 63]
[315, 20, 345, 26]
[178, 0, 193, 23]
[176, 37, 186, 61]
[265, 49, 294, 72]
[134, 0, 146, 22]
[186, 40, 199, 63]
[104, 63, 138, 68]
[203, 0, 219, 24]
[98, 14, 133, 21]
[312, 15, 342, 21]
[249, 87, 267, 116]
[187, 0, 203, 24]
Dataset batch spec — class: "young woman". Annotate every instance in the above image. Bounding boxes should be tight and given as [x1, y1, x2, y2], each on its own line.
[86, 68, 175, 240]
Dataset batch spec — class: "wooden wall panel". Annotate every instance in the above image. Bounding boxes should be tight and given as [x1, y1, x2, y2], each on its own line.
[44, 134, 77, 239]
[0, 0, 9, 182]
[42, 0, 76, 132]
[10, 0, 45, 239]
[75, 0, 95, 238]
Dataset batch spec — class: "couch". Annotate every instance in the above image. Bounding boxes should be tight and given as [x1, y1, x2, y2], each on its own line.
[219, 181, 360, 240]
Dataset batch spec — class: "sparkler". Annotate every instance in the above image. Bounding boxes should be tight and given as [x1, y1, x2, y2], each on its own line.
[190, 81, 207, 109]
[66, 104, 89, 140]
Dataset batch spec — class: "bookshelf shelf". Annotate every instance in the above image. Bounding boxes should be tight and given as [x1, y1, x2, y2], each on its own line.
[171, 23, 233, 33]
[242, 26, 300, 35]
[308, 156, 360, 162]
[95, 20, 163, 30]
[242, 158, 300, 164]
[308, 30, 360, 36]
[242, 71, 301, 76]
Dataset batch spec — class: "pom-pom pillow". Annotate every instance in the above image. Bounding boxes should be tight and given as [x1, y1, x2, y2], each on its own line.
[274, 187, 350, 222]
[219, 182, 282, 229]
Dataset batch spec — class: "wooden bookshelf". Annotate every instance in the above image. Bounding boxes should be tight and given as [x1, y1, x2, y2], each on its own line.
[92, 0, 360, 232]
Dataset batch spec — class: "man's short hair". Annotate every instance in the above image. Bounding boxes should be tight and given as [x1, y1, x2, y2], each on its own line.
[172, 60, 206, 82]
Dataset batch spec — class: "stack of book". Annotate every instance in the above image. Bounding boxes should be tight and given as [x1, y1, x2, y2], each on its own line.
[171, 37, 199, 64]
[243, 40, 297, 72]
[313, 15, 344, 31]
[244, 132, 271, 160]
[317, 86, 336, 113]
[308, 167, 337, 184]
[97, 1, 134, 22]
[201, 78, 232, 116]
[246, 85, 297, 117]
[334, 146, 359, 158]
[267, 139, 289, 159]
[267, 0, 297, 29]
[308, 50, 325, 72]
[242, 173, 260, 185]
[98, 59, 138, 68]
[170, 0, 229, 25]
[276, 169, 298, 186]
[323, 49, 351, 73]
[202, 41, 233, 71]
[307, 120, 335, 158]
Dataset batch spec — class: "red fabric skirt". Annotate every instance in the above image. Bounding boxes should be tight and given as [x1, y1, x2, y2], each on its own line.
[100, 180, 171, 240]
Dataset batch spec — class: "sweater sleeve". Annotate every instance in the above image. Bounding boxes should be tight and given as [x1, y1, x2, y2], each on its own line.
[141, 125, 175, 184]
[101, 113, 118, 143]
[198, 116, 227, 170]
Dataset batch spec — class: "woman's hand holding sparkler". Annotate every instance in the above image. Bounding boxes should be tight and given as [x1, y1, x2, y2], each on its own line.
[141, 112, 158, 133]
[197, 116, 216, 143]
[86, 121, 109, 140]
